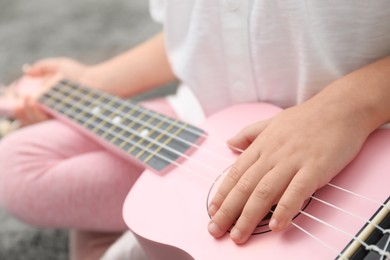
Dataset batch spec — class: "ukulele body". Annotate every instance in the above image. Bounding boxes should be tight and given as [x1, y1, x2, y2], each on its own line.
[123, 103, 390, 259]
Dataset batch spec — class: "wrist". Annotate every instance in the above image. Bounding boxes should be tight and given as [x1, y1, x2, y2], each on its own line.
[78, 65, 119, 95]
[308, 82, 387, 139]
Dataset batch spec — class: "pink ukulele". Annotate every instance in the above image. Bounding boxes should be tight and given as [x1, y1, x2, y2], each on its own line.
[1, 76, 389, 260]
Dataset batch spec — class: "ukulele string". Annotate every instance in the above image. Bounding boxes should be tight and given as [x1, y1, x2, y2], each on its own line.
[46, 87, 230, 178]
[270, 208, 390, 260]
[309, 195, 388, 234]
[54, 81, 249, 180]
[267, 210, 348, 260]
[221, 145, 390, 240]
[44, 90, 219, 183]
[47, 83, 390, 257]
[231, 144, 390, 212]
[289, 220, 347, 260]
[327, 183, 390, 211]
[296, 209, 390, 258]
[59, 81, 235, 162]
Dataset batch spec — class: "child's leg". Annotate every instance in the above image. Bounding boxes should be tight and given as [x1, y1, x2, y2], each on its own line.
[0, 118, 142, 230]
[0, 97, 177, 259]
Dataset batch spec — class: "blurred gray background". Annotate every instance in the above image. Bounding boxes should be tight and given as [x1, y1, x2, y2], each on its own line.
[0, 0, 164, 259]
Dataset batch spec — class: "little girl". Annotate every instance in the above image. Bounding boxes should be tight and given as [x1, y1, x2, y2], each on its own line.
[1, 0, 390, 259]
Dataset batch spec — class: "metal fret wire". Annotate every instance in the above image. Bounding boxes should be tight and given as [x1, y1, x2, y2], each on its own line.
[40, 81, 389, 258]
[41, 90, 217, 181]
[57, 81, 236, 163]
[51, 84, 185, 157]
[43, 87, 222, 174]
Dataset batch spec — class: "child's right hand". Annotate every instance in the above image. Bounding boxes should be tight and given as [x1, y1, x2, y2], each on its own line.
[16, 58, 90, 126]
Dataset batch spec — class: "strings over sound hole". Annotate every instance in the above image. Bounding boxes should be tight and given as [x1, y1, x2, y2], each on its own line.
[207, 172, 312, 235]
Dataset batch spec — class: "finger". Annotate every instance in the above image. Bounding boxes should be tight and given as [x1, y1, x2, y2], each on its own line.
[26, 99, 50, 122]
[14, 103, 28, 124]
[24, 58, 63, 76]
[208, 142, 263, 217]
[269, 168, 319, 231]
[227, 119, 270, 151]
[208, 159, 268, 238]
[21, 97, 35, 125]
[230, 164, 296, 244]
[38, 73, 65, 95]
[30, 109, 50, 123]
[21, 98, 48, 125]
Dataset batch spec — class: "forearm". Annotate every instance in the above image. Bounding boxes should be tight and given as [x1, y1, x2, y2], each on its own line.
[307, 55, 390, 136]
[85, 32, 176, 97]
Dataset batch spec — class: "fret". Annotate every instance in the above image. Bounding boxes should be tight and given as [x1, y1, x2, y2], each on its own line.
[102, 101, 122, 141]
[46, 83, 82, 112]
[123, 110, 148, 153]
[69, 90, 156, 158]
[38, 79, 206, 173]
[112, 131, 126, 147]
[80, 93, 107, 124]
[111, 103, 140, 149]
[133, 113, 165, 159]
[135, 116, 172, 160]
[143, 122, 187, 165]
[60, 84, 115, 136]
[41, 86, 72, 114]
[109, 102, 132, 146]
[101, 120, 116, 140]
[47, 85, 104, 132]
[43, 86, 110, 140]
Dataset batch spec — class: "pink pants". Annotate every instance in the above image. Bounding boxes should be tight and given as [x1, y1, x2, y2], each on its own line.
[0, 98, 177, 232]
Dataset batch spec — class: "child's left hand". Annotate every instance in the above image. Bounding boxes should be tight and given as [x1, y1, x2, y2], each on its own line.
[207, 98, 371, 244]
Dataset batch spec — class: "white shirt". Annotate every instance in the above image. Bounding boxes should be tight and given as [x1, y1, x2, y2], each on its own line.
[150, 0, 390, 119]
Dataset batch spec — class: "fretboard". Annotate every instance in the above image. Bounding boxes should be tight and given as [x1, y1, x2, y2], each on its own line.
[38, 79, 206, 173]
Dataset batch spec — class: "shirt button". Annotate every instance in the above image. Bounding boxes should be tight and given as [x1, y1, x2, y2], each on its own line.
[225, 0, 240, 11]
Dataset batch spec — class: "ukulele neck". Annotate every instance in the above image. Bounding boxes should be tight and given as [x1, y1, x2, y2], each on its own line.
[38, 79, 206, 173]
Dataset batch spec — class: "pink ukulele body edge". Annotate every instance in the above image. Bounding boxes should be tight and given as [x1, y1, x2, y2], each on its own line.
[123, 103, 390, 260]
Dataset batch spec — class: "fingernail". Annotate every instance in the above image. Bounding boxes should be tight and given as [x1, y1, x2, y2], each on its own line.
[230, 227, 242, 241]
[208, 222, 222, 237]
[22, 64, 31, 72]
[269, 218, 278, 230]
[208, 204, 218, 216]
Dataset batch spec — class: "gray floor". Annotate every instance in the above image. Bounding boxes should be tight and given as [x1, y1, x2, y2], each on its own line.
[0, 1, 166, 259]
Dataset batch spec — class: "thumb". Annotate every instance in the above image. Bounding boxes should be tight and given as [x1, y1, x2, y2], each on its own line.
[227, 119, 270, 151]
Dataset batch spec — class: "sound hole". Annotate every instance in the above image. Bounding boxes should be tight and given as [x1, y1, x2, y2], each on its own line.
[207, 172, 312, 235]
